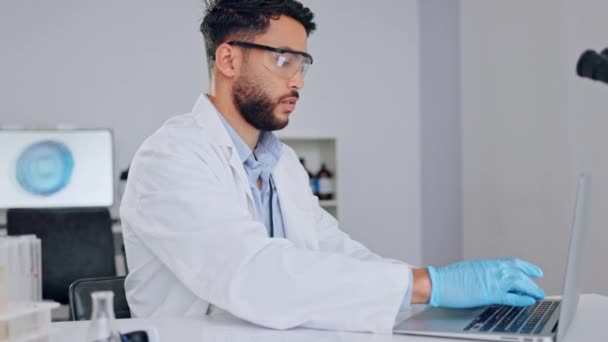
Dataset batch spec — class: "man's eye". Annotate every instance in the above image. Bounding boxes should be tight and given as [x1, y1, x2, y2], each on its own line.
[277, 55, 292, 67]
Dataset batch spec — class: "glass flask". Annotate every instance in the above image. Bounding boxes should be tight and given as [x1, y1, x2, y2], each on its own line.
[86, 291, 122, 342]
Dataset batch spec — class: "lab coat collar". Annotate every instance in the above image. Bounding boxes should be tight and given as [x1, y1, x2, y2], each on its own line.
[191, 94, 234, 148]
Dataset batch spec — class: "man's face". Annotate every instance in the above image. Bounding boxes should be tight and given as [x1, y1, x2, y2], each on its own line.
[232, 15, 309, 131]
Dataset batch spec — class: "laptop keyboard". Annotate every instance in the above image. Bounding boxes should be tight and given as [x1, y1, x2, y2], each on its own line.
[464, 300, 560, 334]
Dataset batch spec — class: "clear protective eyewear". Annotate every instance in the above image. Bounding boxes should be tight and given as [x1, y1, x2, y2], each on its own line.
[228, 40, 313, 80]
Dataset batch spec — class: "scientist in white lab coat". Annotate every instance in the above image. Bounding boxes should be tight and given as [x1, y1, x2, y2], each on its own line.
[120, 0, 546, 333]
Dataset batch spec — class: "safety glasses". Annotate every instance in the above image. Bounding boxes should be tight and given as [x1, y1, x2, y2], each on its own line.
[228, 40, 313, 80]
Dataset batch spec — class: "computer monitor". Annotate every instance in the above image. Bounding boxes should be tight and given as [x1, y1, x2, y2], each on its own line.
[0, 129, 114, 208]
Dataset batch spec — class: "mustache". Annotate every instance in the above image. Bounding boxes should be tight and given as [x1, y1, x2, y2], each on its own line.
[277, 91, 300, 103]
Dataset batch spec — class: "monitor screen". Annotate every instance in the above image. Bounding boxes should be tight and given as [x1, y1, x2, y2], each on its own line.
[0, 129, 114, 208]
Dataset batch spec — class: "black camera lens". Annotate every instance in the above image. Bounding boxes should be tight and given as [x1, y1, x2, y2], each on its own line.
[577, 49, 608, 84]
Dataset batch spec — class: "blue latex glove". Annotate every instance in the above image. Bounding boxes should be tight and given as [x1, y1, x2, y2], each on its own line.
[427, 258, 545, 308]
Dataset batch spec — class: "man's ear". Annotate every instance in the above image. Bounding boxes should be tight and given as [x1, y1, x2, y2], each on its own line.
[214, 43, 240, 78]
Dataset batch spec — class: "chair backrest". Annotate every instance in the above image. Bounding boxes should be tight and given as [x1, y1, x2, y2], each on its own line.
[69, 276, 131, 321]
[6, 207, 116, 304]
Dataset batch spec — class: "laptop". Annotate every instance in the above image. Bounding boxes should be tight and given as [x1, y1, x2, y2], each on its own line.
[394, 173, 591, 342]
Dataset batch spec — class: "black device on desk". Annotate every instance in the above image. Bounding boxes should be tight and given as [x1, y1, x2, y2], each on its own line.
[121, 330, 150, 342]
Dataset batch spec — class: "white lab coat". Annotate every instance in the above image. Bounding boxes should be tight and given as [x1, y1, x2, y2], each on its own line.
[120, 94, 411, 333]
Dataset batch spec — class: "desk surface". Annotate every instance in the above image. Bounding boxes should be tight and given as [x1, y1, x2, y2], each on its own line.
[51, 294, 608, 342]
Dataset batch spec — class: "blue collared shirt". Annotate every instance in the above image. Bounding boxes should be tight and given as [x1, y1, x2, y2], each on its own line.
[215, 110, 286, 238]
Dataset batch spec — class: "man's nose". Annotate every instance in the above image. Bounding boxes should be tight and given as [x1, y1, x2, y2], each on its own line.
[288, 70, 305, 89]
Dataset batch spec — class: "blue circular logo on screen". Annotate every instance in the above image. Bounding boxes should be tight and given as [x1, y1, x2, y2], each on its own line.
[16, 140, 74, 196]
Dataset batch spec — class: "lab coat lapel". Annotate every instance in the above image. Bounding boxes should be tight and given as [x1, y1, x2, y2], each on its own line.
[273, 155, 319, 250]
[227, 148, 255, 214]
[191, 94, 255, 212]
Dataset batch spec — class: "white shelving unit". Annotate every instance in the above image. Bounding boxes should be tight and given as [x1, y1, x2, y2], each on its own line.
[318, 199, 337, 207]
[279, 137, 338, 219]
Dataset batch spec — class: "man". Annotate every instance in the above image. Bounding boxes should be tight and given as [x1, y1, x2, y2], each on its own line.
[120, 0, 545, 333]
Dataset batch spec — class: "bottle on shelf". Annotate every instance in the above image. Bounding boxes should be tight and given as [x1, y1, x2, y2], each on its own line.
[299, 158, 318, 195]
[316, 163, 334, 200]
[86, 291, 122, 342]
[117, 167, 129, 206]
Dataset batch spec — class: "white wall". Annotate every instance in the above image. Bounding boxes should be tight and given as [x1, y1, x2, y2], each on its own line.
[461, 0, 607, 295]
[419, 0, 463, 266]
[1, 1, 426, 264]
[563, 0, 608, 296]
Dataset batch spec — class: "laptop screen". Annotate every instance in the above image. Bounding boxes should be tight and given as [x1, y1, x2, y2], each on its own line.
[0, 129, 114, 208]
[556, 173, 591, 341]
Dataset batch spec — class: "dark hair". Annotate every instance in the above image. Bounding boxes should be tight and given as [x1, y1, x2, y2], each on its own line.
[201, 0, 316, 72]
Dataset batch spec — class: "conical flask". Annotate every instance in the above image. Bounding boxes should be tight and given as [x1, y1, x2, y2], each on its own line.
[86, 291, 122, 342]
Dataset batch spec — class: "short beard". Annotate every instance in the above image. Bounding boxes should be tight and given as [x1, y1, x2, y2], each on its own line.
[232, 74, 287, 131]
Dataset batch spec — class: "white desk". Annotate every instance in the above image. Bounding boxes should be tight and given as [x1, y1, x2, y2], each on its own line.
[51, 294, 608, 342]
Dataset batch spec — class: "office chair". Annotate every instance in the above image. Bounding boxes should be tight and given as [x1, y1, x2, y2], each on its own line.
[6, 208, 116, 305]
[69, 276, 131, 320]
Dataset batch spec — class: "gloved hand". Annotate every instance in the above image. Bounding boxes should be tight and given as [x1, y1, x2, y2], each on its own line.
[427, 257, 545, 308]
